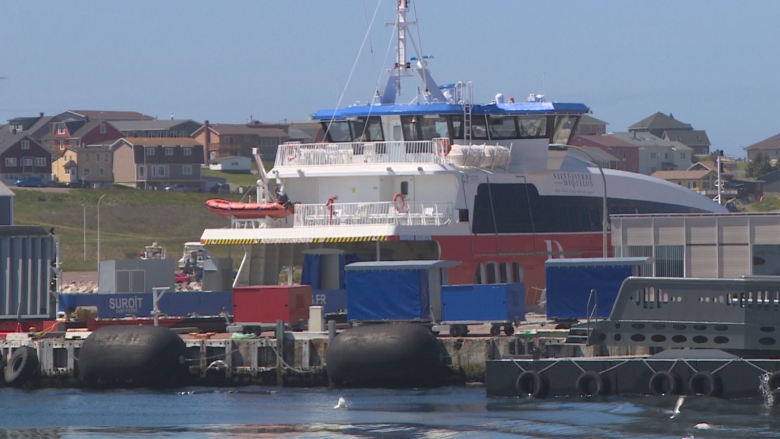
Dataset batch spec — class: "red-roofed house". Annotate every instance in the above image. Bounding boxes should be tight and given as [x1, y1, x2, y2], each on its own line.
[569, 134, 640, 172]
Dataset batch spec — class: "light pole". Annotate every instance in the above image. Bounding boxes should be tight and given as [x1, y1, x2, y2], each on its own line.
[97, 194, 106, 272]
[570, 146, 608, 258]
[81, 204, 86, 261]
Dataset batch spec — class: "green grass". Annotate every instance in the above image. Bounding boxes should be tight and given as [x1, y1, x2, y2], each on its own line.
[13, 187, 246, 272]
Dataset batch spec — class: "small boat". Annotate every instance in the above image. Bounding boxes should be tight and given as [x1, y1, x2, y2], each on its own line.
[205, 199, 294, 219]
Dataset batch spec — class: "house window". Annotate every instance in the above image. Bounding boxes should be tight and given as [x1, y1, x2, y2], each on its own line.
[85, 153, 90, 162]
[35, 157, 46, 166]
[65, 168, 70, 175]
[96, 153, 101, 162]
[99, 167, 105, 176]
[226, 136, 234, 144]
[681, 153, 686, 159]
[4, 158, 16, 167]
[138, 166, 145, 178]
[22, 158, 33, 166]
[104, 153, 109, 162]
[70, 139, 78, 148]
[597, 126, 603, 134]
[83, 168, 91, 177]
[59, 140, 65, 151]
[244, 136, 250, 142]
[152, 165, 168, 177]
[165, 148, 173, 156]
[664, 153, 669, 159]
[687, 182, 692, 188]
[100, 123, 106, 134]
[57, 124, 66, 135]
[650, 152, 657, 159]
[631, 149, 635, 156]
[21, 140, 29, 149]
[622, 150, 626, 158]
[146, 147, 154, 156]
[183, 165, 192, 175]
[183, 148, 192, 156]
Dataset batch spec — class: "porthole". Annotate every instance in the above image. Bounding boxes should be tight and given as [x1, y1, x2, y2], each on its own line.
[631, 334, 646, 342]
[760, 327, 776, 333]
[631, 323, 645, 329]
[652, 323, 666, 330]
[714, 325, 728, 332]
[651, 335, 667, 343]
[614, 334, 622, 341]
[759, 338, 776, 346]
[673, 324, 686, 330]
[693, 325, 707, 331]
[714, 336, 729, 344]
[692, 336, 708, 344]
[615, 323, 621, 329]
[599, 333, 607, 341]
[672, 335, 687, 343]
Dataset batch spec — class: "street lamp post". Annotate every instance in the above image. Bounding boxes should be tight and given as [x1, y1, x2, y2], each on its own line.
[81, 204, 86, 261]
[570, 146, 609, 258]
[97, 194, 106, 272]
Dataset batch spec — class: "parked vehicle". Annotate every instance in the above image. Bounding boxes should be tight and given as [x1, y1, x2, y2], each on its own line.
[15, 176, 44, 187]
[65, 180, 90, 189]
[164, 184, 190, 192]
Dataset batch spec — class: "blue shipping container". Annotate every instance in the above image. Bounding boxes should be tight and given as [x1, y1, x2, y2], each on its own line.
[311, 289, 347, 314]
[441, 284, 525, 323]
[59, 292, 233, 319]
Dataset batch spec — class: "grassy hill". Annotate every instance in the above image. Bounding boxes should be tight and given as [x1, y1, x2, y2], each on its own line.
[12, 186, 247, 272]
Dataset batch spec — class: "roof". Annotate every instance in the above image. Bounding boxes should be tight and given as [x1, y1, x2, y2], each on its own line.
[570, 134, 638, 148]
[114, 137, 202, 147]
[0, 132, 44, 154]
[629, 112, 692, 131]
[65, 110, 154, 121]
[578, 114, 608, 125]
[71, 120, 119, 138]
[688, 160, 733, 175]
[194, 124, 289, 137]
[111, 119, 201, 131]
[25, 116, 58, 139]
[608, 132, 692, 151]
[344, 260, 461, 271]
[663, 129, 710, 146]
[210, 155, 250, 162]
[745, 132, 780, 151]
[651, 169, 715, 180]
[567, 146, 618, 163]
[0, 181, 15, 198]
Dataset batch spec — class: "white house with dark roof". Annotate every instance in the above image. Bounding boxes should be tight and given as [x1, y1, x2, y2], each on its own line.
[609, 132, 692, 175]
[745, 132, 780, 161]
[112, 119, 202, 139]
[629, 112, 710, 156]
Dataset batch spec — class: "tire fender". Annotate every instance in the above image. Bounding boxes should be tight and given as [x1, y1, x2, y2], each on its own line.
[515, 370, 548, 398]
[649, 370, 682, 396]
[688, 371, 722, 397]
[576, 370, 607, 397]
[5, 346, 39, 386]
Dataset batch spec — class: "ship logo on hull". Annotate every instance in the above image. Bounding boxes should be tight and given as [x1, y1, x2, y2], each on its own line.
[544, 240, 564, 259]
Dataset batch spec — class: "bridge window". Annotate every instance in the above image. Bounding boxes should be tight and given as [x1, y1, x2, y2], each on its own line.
[517, 116, 548, 138]
[420, 115, 449, 140]
[488, 115, 518, 139]
[552, 115, 579, 144]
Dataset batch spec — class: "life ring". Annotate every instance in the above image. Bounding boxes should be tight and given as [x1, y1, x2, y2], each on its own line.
[576, 371, 608, 397]
[5, 346, 38, 387]
[515, 370, 548, 398]
[437, 139, 452, 157]
[649, 370, 681, 396]
[688, 371, 722, 397]
[393, 193, 409, 213]
[287, 145, 299, 162]
[767, 371, 780, 391]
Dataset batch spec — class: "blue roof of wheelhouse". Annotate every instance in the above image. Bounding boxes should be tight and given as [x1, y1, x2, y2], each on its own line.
[311, 102, 590, 120]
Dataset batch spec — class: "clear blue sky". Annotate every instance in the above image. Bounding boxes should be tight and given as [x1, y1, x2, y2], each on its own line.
[1, 1, 778, 158]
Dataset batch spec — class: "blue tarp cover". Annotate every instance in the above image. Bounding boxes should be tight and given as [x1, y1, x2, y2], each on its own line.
[346, 269, 429, 321]
[545, 265, 633, 319]
[442, 283, 525, 322]
[59, 292, 233, 319]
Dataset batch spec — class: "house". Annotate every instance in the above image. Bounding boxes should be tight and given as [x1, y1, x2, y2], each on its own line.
[52, 146, 114, 188]
[569, 134, 640, 172]
[650, 169, 724, 198]
[208, 156, 252, 172]
[744, 132, 780, 161]
[39, 118, 124, 156]
[573, 115, 608, 136]
[608, 132, 692, 175]
[628, 112, 710, 156]
[191, 121, 289, 164]
[54, 110, 154, 122]
[110, 138, 205, 190]
[0, 132, 52, 185]
[566, 146, 618, 169]
[111, 119, 202, 138]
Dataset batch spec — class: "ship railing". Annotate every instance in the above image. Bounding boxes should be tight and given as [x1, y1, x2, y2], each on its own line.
[275, 138, 451, 167]
[293, 201, 454, 227]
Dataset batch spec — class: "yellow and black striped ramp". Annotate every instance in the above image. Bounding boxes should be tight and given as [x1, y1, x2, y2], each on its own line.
[201, 236, 393, 245]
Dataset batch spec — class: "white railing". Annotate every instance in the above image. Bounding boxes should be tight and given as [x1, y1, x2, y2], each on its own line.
[293, 201, 454, 227]
[275, 138, 451, 167]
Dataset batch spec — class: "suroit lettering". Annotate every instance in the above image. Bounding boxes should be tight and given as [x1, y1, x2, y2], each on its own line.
[108, 296, 144, 314]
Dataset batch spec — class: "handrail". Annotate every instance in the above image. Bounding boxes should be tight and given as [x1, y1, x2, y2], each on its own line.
[293, 201, 453, 227]
[585, 288, 598, 346]
[274, 139, 451, 167]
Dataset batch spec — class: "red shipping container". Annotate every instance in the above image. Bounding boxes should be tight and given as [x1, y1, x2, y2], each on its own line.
[232, 285, 312, 325]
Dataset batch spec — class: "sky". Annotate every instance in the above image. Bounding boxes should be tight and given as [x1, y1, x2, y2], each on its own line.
[1, 0, 778, 158]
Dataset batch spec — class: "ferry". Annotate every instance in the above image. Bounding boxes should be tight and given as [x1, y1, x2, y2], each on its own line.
[201, 0, 726, 307]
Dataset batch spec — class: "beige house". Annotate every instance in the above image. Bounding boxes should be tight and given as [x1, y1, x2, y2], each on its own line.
[52, 146, 114, 188]
[111, 138, 204, 190]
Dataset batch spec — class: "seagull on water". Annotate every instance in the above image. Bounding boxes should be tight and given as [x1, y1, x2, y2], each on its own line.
[334, 396, 347, 409]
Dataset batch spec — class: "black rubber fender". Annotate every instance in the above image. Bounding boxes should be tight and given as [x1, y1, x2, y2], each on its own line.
[649, 370, 682, 396]
[767, 371, 780, 391]
[576, 370, 608, 397]
[515, 370, 548, 398]
[688, 371, 722, 397]
[5, 346, 39, 386]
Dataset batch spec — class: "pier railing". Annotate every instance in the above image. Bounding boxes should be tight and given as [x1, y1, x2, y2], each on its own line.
[293, 201, 454, 227]
[274, 138, 451, 167]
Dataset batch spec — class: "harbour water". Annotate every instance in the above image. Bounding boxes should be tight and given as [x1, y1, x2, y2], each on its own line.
[3, 386, 780, 438]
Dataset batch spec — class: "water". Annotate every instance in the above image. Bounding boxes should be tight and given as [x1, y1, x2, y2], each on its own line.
[2, 386, 780, 438]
